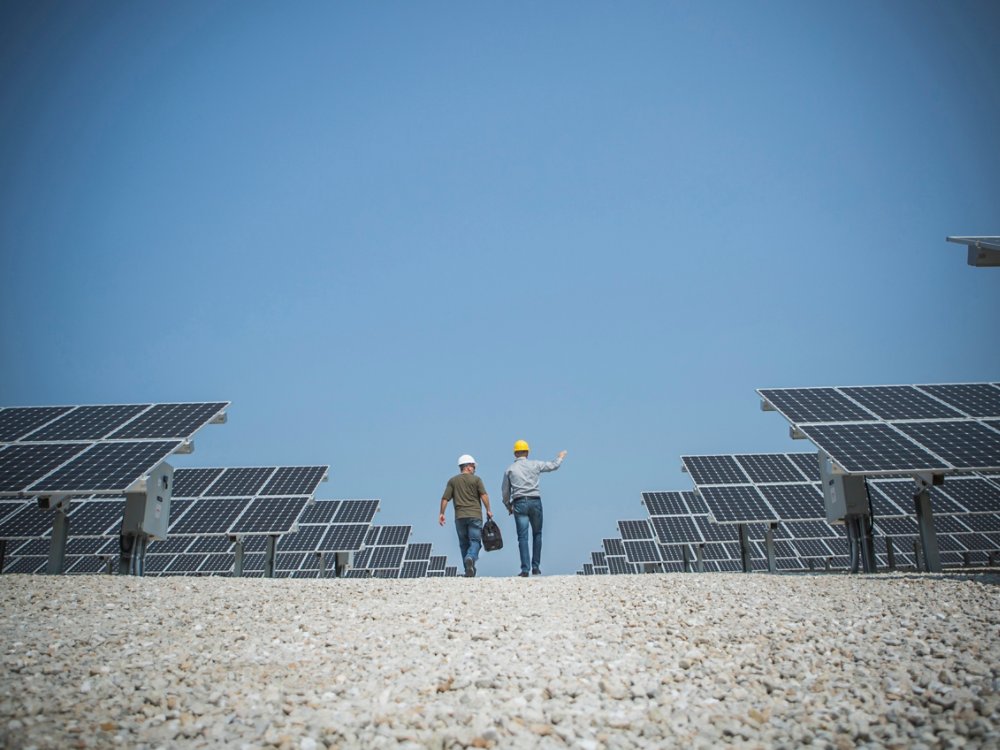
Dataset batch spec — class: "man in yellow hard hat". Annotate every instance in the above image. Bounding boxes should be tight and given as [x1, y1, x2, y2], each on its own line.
[502, 440, 567, 577]
[439, 454, 493, 577]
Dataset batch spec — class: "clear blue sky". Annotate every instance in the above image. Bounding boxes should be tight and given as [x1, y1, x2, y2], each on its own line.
[2, 1, 998, 576]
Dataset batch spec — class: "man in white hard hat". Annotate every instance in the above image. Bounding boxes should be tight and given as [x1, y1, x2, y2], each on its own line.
[502, 440, 567, 577]
[439, 454, 493, 577]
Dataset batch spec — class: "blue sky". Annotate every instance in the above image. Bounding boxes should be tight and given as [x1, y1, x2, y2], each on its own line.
[2, 1, 998, 576]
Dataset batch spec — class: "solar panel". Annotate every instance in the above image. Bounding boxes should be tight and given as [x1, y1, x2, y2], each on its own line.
[650, 515, 702, 544]
[798, 423, 947, 474]
[591, 551, 607, 568]
[4, 556, 47, 573]
[840, 386, 963, 421]
[259, 466, 327, 496]
[66, 536, 111, 555]
[30, 441, 182, 493]
[318, 523, 368, 552]
[785, 519, 842, 540]
[894, 421, 1000, 470]
[202, 467, 274, 497]
[229, 497, 308, 534]
[0, 406, 74, 441]
[0, 443, 90, 493]
[297, 500, 341, 524]
[699, 485, 779, 524]
[681, 455, 747, 485]
[428, 555, 446, 572]
[66, 500, 124, 535]
[65, 556, 109, 574]
[642, 491, 691, 516]
[25, 405, 151, 442]
[148, 536, 195, 554]
[734, 454, 806, 483]
[172, 468, 225, 498]
[0, 505, 56, 538]
[917, 383, 1000, 418]
[377, 526, 410, 546]
[400, 561, 429, 578]
[935, 477, 1000, 513]
[759, 384, 1000, 477]
[602, 538, 626, 557]
[618, 519, 654, 540]
[758, 387, 874, 424]
[606, 556, 634, 575]
[622, 539, 661, 563]
[277, 525, 328, 552]
[201, 553, 234, 573]
[691, 515, 737, 542]
[368, 546, 405, 570]
[168, 498, 249, 535]
[10, 538, 50, 555]
[757, 484, 825, 520]
[787, 453, 821, 481]
[791, 538, 834, 558]
[107, 402, 228, 440]
[405, 543, 432, 561]
[333, 499, 380, 524]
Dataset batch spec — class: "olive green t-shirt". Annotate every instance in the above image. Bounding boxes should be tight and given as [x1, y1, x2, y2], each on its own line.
[442, 473, 487, 519]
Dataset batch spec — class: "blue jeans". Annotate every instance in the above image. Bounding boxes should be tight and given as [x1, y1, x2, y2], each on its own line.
[513, 498, 543, 573]
[455, 517, 483, 562]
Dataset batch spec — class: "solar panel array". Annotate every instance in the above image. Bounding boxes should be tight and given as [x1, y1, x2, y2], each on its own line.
[677, 454, 848, 570]
[0, 403, 228, 496]
[167, 465, 328, 538]
[144, 499, 380, 577]
[642, 490, 762, 572]
[345, 525, 412, 578]
[758, 384, 1000, 475]
[866, 475, 1000, 568]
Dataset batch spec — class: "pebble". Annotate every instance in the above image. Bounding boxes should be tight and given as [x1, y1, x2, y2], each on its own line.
[0, 573, 998, 748]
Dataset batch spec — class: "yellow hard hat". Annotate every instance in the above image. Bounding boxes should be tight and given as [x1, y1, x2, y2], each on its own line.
[513, 439, 530, 453]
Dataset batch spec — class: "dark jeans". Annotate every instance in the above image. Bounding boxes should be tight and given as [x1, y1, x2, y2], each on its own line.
[513, 498, 543, 573]
[455, 517, 483, 562]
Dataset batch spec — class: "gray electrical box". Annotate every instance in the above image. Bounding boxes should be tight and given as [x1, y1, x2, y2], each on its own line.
[122, 461, 174, 539]
[817, 452, 869, 523]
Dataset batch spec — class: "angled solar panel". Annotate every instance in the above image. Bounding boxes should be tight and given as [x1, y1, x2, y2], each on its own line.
[0, 401, 228, 508]
[758, 383, 1000, 476]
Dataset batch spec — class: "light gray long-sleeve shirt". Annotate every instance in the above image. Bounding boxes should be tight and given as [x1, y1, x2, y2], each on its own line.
[502, 455, 563, 503]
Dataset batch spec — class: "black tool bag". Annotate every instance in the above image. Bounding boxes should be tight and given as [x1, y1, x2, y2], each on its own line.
[482, 517, 503, 551]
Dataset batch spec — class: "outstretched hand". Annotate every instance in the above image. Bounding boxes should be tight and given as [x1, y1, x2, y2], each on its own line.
[438, 513, 446, 526]
[558, 450, 568, 459]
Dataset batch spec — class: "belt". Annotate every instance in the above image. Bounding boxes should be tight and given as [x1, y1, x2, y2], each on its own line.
[512, 496, 540, 501]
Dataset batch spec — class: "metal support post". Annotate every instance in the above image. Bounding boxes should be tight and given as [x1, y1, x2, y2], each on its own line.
[885, 537, 896, 571]
[0, 539, 6, 573]
[334, 551, 349, 577]
[233, 538, 245, 577]
[765, 523, 777, 573]
[913, 482, 942, 573]
[317, 552, 326, 577]
[682, 545, 691, 573]
[46, 505, 70, 575]
[738, 524, 752, 573]
[858, 514, 877, 573]
[263, 535, 278, 578]
[695, 544, 705, 573]
[913, 539, 924, 571]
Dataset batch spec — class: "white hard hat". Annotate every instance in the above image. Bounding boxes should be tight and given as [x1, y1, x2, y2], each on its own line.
[458, 454, 476, 466]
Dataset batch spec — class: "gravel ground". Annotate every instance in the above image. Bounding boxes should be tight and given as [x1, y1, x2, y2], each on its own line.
[1, 572, 998, 749]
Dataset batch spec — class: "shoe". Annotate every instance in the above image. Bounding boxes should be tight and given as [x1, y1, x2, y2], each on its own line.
[464, 557, 476, 578]
[531, 568, 541, 576]
[518, 572, 529, 577]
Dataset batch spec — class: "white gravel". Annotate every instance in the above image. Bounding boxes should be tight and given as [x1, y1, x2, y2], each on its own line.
[1, 572, 998, 749]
